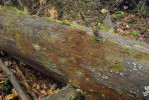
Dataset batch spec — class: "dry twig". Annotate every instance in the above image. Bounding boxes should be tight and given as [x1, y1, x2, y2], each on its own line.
[0, 59, 28, 100]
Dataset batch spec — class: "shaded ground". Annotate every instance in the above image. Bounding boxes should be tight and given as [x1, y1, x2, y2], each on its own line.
[0, 51, 62, 100]
[113, 13, 149, 43]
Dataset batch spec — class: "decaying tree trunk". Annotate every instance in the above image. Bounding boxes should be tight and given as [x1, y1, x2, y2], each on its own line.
[0, 7, 149, 100]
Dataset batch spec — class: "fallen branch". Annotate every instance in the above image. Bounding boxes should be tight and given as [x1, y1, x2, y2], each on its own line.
[95, 0, 121, 26]
[15, 65, 31, 90]
[0, 59, 28, 100]
[15, 64, 35, 99]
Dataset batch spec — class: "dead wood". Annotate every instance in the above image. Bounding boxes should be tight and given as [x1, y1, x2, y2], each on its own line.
[0, 7, 149, 100]
[0, 59, 28, 100]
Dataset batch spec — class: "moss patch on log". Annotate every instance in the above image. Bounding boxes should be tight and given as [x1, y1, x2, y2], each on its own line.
[2, 6, 25, 14]
[45, 17, 79, 27]
[106, 60, 130, 72]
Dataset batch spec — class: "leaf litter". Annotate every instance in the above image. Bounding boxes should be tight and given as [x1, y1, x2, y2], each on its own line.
[0, 50, 62, 100]
[113, 13, 149, 43]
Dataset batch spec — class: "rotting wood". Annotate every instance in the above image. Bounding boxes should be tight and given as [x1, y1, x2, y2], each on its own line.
[0, 7, 149, 100]
[42, 84, 78, 100]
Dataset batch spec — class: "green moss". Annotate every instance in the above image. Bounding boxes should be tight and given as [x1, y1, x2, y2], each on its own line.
[69, 67, 77, 70]
[85, 78, 90, 81]
[84, 94, 91, 98]
[142, 27, 147, 31]
[2, 6, 9, 10]
[77, 71, 83, 75]
[32, 44, 41, 51]
[105, 39, 149, 66]
[2, 6, 25, 14]
[101, 94, 105, 97]
[45, 17, 78, 27]
[145, 72, 149, 78]
[62, 21, 71, 25]
[69, 80, 72, 83]
[138, 42, 145, 46]
[6, 21, 11, 26]
[102, 26, 114, 33]
[123, 11, 127, 14]
[117, 90, 123, 94]
[130, 30, 138, 36]
[5, 27, 10, 31]
[74, 85, 80, 88]
[82, 91, 91, 98]
[12, 7, 25, 14]
[112, 14, 124, 21]
[96, 25, 101, 30]
[89, 89, 94, 92]
[70, 14, 77, 19]
[107, 60, 129, 72]
[128, 23, 138, 27]
[59, 57, 67, 63]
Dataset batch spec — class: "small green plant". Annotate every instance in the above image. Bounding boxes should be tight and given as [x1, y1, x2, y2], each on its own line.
[3, 80, 13, 93]
[142, 27, 147, 31]
[128, 23, 139, 27]
[128, 21, 139, 27]
[123, 11, 127, 14]
[61, 21, 71, 25]
[138, 42, 144, 46]
[100, 20, 104, 24]
[70, 14, 77, 19]
[112, 14, 124, 21]
[114, 11, 122, 14]
[130, 30, 138, 36]
[97, 26, 101, 30]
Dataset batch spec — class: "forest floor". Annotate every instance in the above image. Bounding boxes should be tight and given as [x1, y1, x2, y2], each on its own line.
[0, 51, 62, 100]
[112, 12, 149, 43]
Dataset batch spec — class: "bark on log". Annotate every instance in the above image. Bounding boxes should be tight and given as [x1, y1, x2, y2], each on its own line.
[42, 84, 78, 100]
[0, 7, 149, 100]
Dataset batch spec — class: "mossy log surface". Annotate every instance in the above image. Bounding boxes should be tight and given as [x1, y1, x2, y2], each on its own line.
[0, 7, 149, 100]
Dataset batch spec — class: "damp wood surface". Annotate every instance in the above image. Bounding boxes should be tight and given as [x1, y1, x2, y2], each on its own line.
[0, 7, 149, 100]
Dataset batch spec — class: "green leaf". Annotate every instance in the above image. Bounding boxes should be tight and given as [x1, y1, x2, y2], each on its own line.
[114, 11, 122, 14]
[3, 80, 9, 86]
[130, 30, 138, 36]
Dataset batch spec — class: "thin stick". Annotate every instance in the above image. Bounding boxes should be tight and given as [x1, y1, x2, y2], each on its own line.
[95, 0, 121, 26]
[0, 59, 28, 100]
[15, 65, 36, 99]
[15, 65, 31, 90]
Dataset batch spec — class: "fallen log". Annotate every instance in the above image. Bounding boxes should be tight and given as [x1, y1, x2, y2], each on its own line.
[0, 7, 149, 100]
